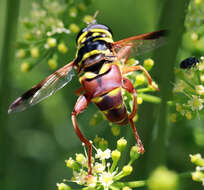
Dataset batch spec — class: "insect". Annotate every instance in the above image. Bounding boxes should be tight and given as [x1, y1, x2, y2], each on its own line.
[8, 19, 167, 175]
[180, 57, 200, 69]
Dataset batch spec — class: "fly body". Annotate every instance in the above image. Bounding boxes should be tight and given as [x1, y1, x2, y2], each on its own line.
[8, 19, 167, 175]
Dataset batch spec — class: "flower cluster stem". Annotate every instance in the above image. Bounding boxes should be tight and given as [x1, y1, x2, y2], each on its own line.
[111, 180, 146, 189]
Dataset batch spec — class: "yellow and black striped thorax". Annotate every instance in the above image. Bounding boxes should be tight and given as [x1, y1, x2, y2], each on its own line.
[75, 24, 114, 71]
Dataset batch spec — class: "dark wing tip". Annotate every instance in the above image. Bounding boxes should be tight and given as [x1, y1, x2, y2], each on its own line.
[146, 29, 168, 40]
[8, 97, 24, 114]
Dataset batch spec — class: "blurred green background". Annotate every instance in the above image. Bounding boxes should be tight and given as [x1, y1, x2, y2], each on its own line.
[0, 0, 203, 190]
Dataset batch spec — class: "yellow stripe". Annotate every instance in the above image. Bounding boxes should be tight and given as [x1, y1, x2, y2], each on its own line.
[99, 63, 110, 74]
[115, 103, 122, 109]
[79, 75, 85, 83]
[78, 49, 111, 66]
[90, 29, 112, 38]
[92, 96, 103, 103]
[102, 110, 108, 114]
[92, 32, 101, 37]
[84, 72, 97, 79]
[77, 31, 88, 45]
[93, 37, 114, 43]
[107, 87, 120, 97]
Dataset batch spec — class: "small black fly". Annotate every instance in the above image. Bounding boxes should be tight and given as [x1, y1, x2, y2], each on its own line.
[180, 57, 200, 69]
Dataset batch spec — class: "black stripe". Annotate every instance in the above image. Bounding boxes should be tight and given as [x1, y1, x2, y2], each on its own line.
[76, 39, 110, 64]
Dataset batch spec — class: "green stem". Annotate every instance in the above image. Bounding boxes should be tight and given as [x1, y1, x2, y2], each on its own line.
[112, 180, 146, 188]
[179, 171, 192, 178]
[110, 159, 119, 173]
[0, 0, 20, 189]
[145, 0, 191, 173]
[138, 93, 161, 104]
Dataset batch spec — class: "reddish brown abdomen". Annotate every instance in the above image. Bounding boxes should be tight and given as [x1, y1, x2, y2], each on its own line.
[80, 64, 128, 125]
[94, 88, 129, 125]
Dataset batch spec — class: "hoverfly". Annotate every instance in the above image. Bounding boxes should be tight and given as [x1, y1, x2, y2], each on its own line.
[8, 18, 167, 175]
[180, 57, 200, 69]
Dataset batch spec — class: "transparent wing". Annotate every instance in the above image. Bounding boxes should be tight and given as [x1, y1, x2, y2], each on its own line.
[8, 61, 75, 114]
[113, 30, 167, 56]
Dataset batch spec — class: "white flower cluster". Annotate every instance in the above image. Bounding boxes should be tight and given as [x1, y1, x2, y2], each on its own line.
[59, 138, 142, 190]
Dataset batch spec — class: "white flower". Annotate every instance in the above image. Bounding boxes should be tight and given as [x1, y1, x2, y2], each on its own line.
[195, 85, 204, 95]
[86, 175, 97, 188]
[95, 149, 111, 160]
[72, 170, 87, 185]
[173, 80, 185, 93]
[99, 171, 115, 190]
[188, 95, 204, 111]
[198, 61, 204, 71]
[93, 162, 105, 173]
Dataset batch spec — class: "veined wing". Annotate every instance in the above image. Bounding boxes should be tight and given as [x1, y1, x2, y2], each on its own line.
[113, 30, 167, 56]
[8, 61, 75, 114]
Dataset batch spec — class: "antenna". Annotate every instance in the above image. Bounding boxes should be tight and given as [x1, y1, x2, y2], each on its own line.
[86, 10, 99, 25]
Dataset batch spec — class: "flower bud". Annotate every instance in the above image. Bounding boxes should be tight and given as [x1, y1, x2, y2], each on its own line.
[191, 32, 198, 41]
[57, 183, 71, 190]
[192, 170, 204, 182]
[30, 47, 39, 58]
[83, 15, 93, 24]
[126, 58, 137, 65]
[99, 138, 108, 151]
[112, 150, 121, 162]
[21, 62, 30, 72]
[58, 42, 68, 54]
[69, 24, 80, 33]
[48, 58, 57, 70]
[69, 7, 78, 17]
[111, 126, 120, 136]
[185, 111, 192, 120]
[65, 158, 75, 168]
[65, 158, 80, 171]
[195, 0, 202, 5]
[117, 138, 127, 152]
[76, 153, 86, 166]
[190, 154, 204, 167]
[200, 75, 204, 82]
[47, 37, 57, 48]
[169, 113, 177, 123]
[130, 145, 140, 162]
[135, 74, 145, 86]
[137, 97, 143, 104]
[195, 85, 204, 95]
[176, 103, 182, 113]
[78, 3, 86, 11]
[24, 33, 33, 40]
[147, 166, 179, 190]
[122, 165, 133, 176]
[144, 58, 154, 71]
[16, 49, 26, 59]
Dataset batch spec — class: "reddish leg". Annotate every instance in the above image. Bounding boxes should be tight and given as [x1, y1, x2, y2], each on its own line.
[71, 95, 93, 175]
[122, 77, 144, 154]
[74, 87, 84, 96]
[122, 65, 159, 91]
[117, 45, 133, 64]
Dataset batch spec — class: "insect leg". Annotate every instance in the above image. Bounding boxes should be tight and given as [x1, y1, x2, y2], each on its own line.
[116, 45, 133, 64]
[122, 77, 144, 154]
[71, 95, 92, 175]
[122, 65, 159, 91]
[122, 78, 137, 119]
[74, 87, 84, 96]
